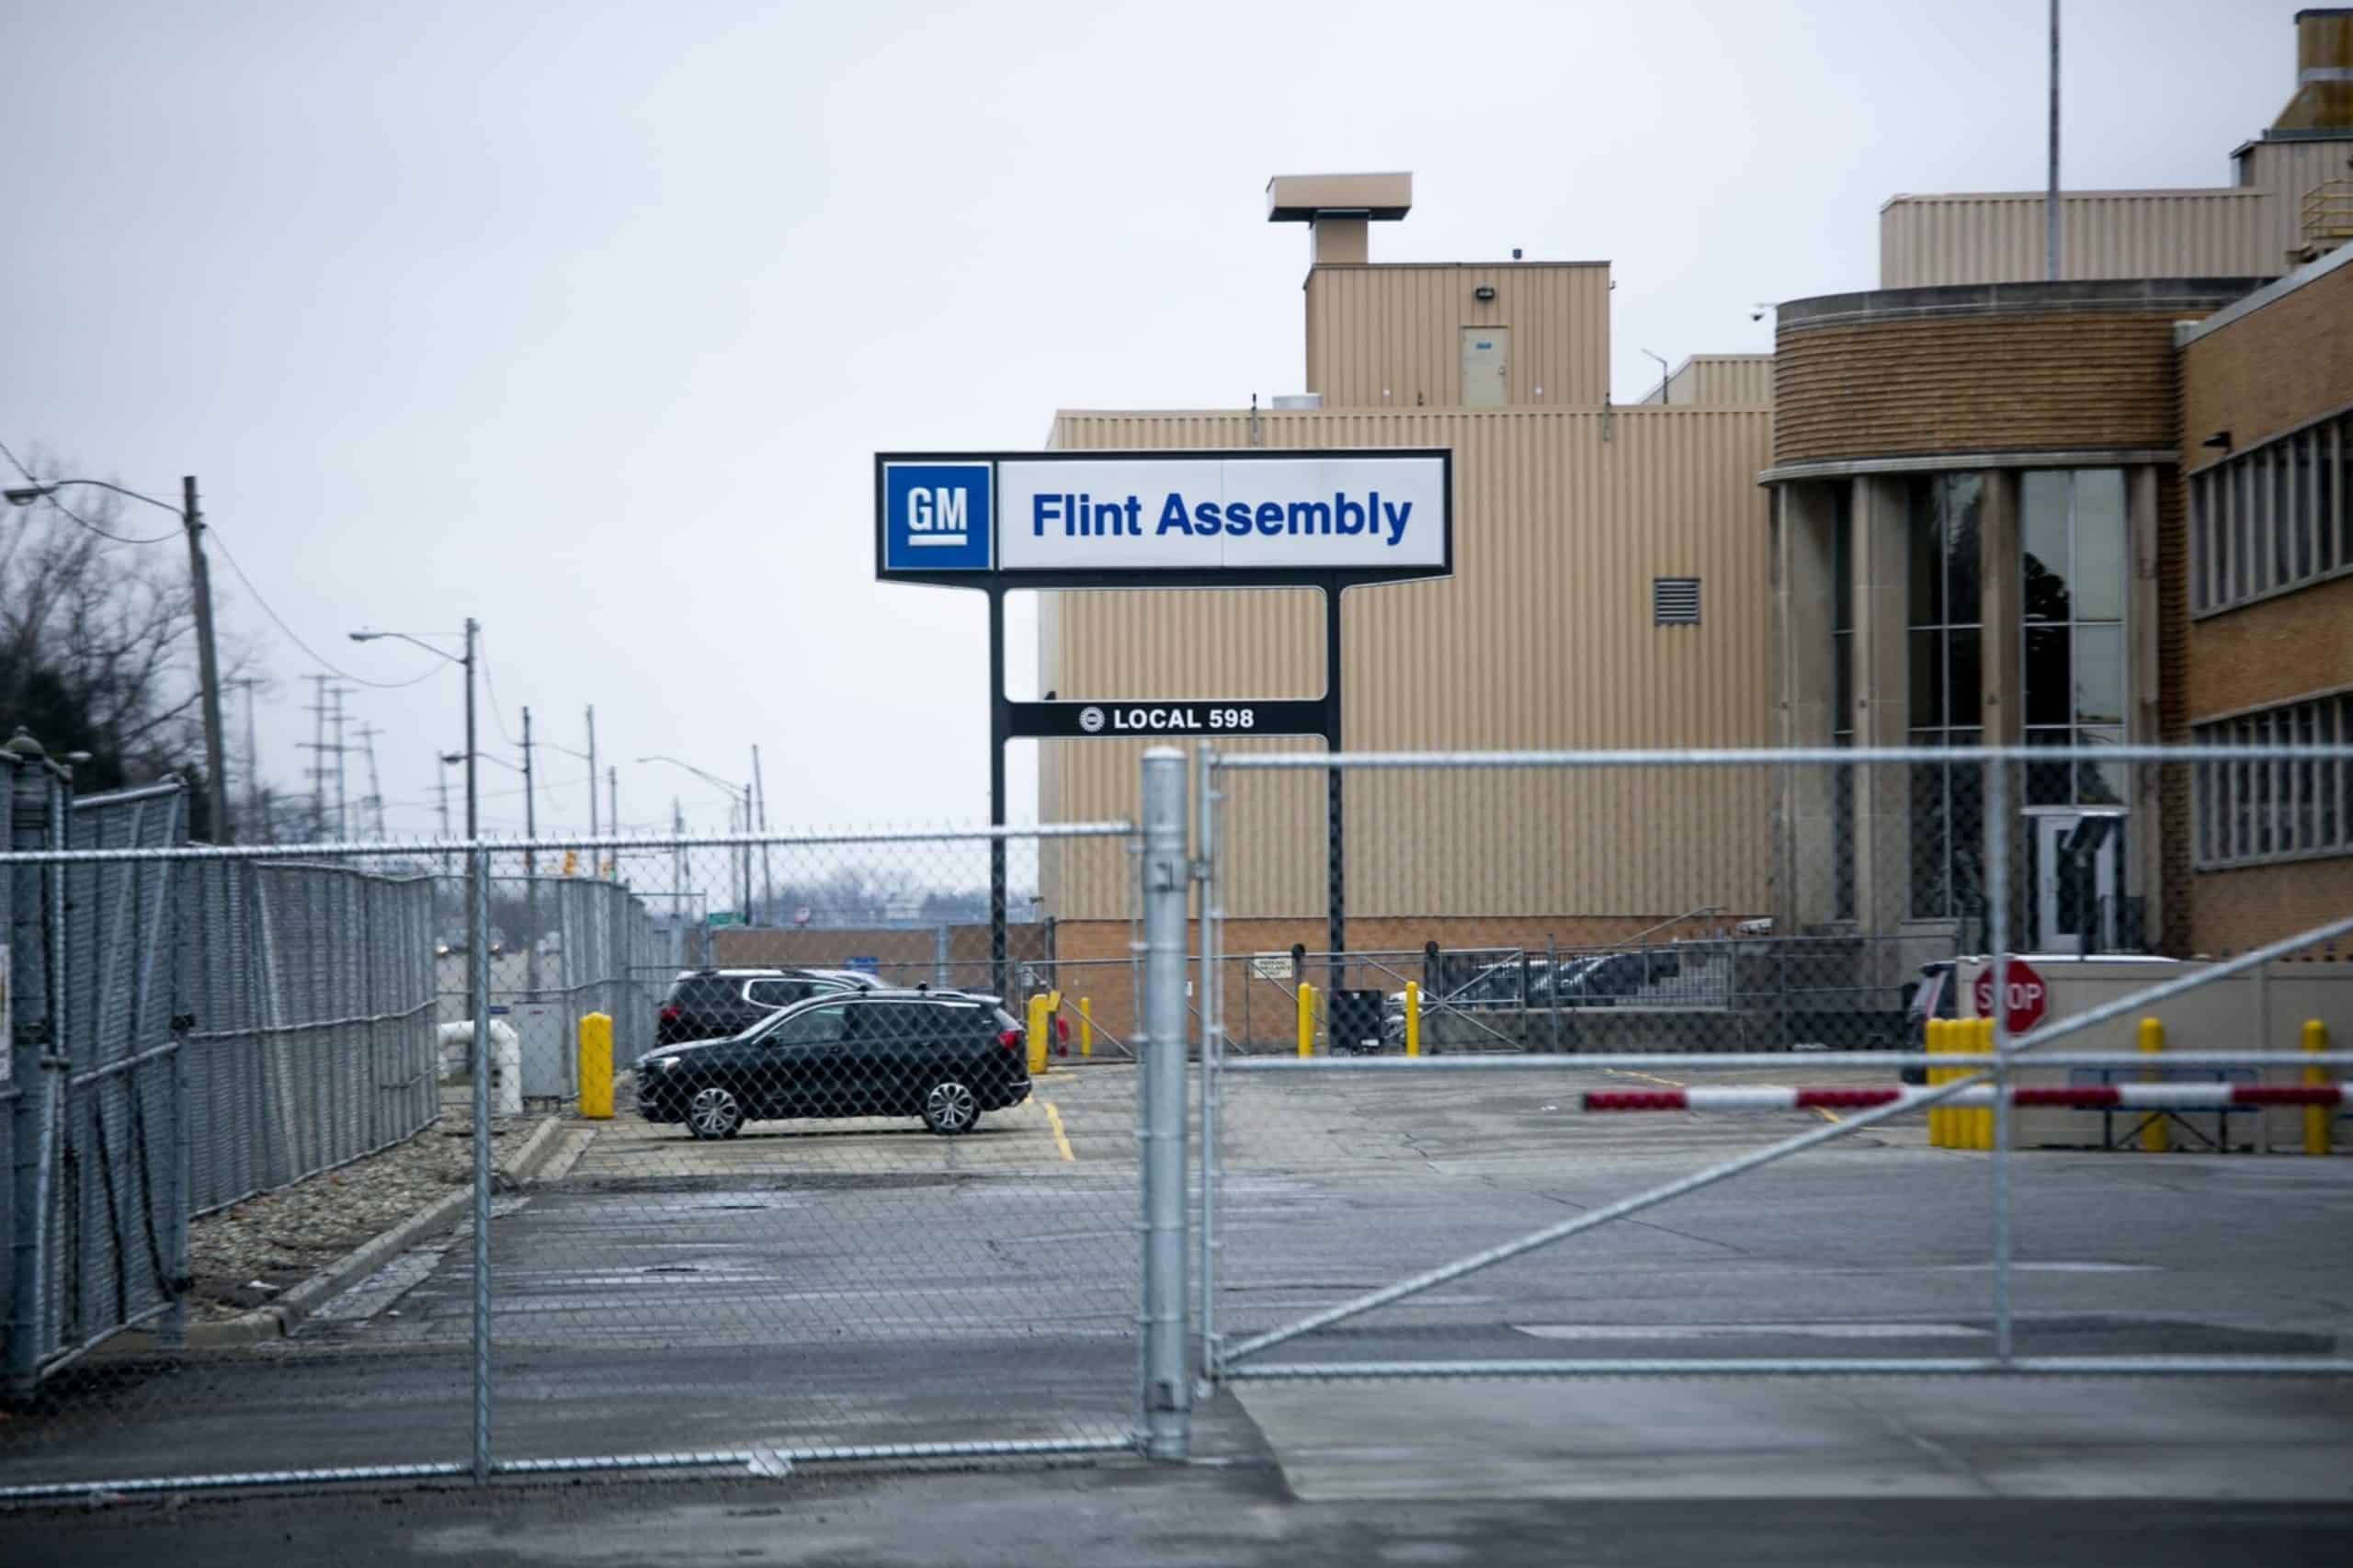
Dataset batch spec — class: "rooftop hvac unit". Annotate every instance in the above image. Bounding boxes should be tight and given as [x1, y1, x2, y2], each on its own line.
[1270, 393, 1323, 411]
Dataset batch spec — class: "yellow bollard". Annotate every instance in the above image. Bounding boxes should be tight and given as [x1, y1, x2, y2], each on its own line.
[1404, 981, 1421, 1058]
[1297, 983, 1317, 1059]
[1926, 1018, 1948, 1149]
[2305, 1019, 2331, 1156]
[577, 1012, 613, 1119]
[1079, 996, 1094, 1059]
[1973, 1017, 1997, 1151]
[1048, 989, 1063, 1061]
[2139, 1017, 2168, 1153]
[1027, 994, 1051, 1076]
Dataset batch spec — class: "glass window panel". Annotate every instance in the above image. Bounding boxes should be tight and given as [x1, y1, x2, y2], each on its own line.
[2256, 714, 2276, 855]
[2326, 699, 2345, 851]
[2197, 747, 2214, 864]
[2320, 425, 2339, 574]
[2294, 435, 2316, 582]
[2024, 628, 2070, 725]
[1832, 631, 1853, 738]
[2021, 471, 2071, 622]
[2076, 727, 2126, 807]
[1949, 630, 1982, 728]
[1907, 741, 1952, 920]
[1945, 473, 1983, 627]
[1907, 478, 1943, 629]
[1830, 484, 1854, 633]
[2231, 461, 2251, 601]
[2297, 704, 2318, 852]
[2273, 447, 2293, 588]
[1908, 631, 1946, 728]
[2190, 473, 2210, 612]
[2073, 624, 2123, 726]
[2072, 468, 2126, 621]
[2026, 727, 2073, 806]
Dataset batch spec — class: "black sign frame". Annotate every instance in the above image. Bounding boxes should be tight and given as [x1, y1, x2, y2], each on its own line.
[873, 448, 1456, 1000]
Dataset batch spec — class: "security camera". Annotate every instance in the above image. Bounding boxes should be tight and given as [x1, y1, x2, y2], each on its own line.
[1750, 310, 1765, 322]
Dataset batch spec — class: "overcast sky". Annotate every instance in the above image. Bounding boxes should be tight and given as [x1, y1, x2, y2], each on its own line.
[0, 0, 2310, 844]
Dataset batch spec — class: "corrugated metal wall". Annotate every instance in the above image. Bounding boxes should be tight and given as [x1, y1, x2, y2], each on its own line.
[1878, 189, 2274, 287]
[2240, 139, 2353, 268]
[1647, 355, 1775, 406]
[1303, 263, 1611, 408]
[1038, 407, 1775, 922]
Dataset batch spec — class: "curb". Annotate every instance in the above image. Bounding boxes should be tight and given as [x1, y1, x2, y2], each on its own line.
[110, 1114, 568, 1355]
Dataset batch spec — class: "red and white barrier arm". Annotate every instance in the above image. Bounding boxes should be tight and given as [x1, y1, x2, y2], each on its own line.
[1582, 1085, 2349, 1113]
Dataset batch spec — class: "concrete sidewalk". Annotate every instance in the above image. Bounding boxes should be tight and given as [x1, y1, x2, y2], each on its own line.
[4, 1390, 2348, 1567]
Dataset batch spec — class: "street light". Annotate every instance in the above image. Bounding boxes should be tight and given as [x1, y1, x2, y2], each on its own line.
[352, 619, 488, 1413]
[7, 475, 231, 843]
[640, 754, 756, 922]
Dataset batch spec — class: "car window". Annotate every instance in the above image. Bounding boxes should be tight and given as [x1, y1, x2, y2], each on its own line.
[745, 979, 815, 1007]
[768, 1004, 848, 1046]
[666, 975, 745, 1007]
[848, 1001, 939, 1041]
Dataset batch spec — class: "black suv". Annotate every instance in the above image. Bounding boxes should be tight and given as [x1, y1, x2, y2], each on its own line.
[654, 967, 878, 1046]
[634, 989, 1030, 1138]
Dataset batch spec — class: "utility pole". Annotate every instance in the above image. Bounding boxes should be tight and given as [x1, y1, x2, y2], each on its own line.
[2047, 0, 2062, 281]
[607, 765, 619, 881]
[752, 744, 774, 925]
[673, 794, 689, 960]
[355, 722, 387, 839]
[181, 476, 234, 844]
[231, 676, 265, 840]
[522, 705, 540, 996]
[585, 705, 599, 841]
[301, 675, 333, 840]
[436, 754, 456, 868]
[329, 685, 351, 839]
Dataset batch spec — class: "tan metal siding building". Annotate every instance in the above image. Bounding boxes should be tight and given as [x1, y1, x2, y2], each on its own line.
[1302, 263, 1613, 408]
[1878, 189, 2275, 288]
[1038, 405, 1776, 926]
[1637, 353, 1776, 407]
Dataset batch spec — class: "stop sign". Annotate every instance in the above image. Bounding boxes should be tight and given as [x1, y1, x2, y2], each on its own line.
[1972, 958, 2048, 1035]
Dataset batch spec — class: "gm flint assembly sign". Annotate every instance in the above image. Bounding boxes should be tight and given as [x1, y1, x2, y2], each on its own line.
[875, 450, 1451, 585]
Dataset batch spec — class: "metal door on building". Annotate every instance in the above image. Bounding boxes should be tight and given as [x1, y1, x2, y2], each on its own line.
[1460, 327, 1507, 406]
[2033, 810, 2124, 953]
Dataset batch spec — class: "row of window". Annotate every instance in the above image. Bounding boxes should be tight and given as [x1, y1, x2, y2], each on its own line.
[2188, 412, 2349, 615]
[2193, 694, 2353, 869]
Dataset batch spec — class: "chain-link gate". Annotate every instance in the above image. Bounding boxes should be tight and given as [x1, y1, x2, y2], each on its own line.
[2, 739, 1165, 1496]
[1195, 743, 2353, 1389]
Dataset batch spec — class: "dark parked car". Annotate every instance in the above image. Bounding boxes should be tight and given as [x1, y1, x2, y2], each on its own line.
[654, 966, 878, 1046]
[635, 989, 1030, 1138]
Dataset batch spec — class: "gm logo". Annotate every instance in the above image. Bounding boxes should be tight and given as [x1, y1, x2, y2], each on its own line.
[884, 462, 992, 572]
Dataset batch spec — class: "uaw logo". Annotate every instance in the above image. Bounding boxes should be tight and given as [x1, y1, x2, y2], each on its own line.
[1078, 705, 1106, 733]
[883, 462, 992, 572]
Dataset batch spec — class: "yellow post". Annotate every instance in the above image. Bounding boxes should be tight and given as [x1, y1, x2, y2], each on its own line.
[1968, 1017, 1992, 1150]
[2305, 1019, 2331, 1156]
[1078, 996, 1094, 1059]
[1404, 981, 1421, 1058]
[577, 1012, 613, 1119]
[2139, 1017, 2168, 1153]
[1027, 994, 1051, 1075]
[1927, 1018, 1948, 1149]
[1047, 989, 1063, 1060]
[1297, 983, 1316, 1059]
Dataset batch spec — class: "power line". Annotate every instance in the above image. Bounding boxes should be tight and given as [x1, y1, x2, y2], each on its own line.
[473, 631, 524, 746]
[205, 527, 443, 690]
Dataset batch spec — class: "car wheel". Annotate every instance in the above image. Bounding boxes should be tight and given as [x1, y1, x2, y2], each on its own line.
[686, 1085, 745, 1140]
[922, 1079, 981, 1136]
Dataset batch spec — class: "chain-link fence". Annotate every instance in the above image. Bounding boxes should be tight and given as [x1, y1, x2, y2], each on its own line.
[0, 799, 1151, 1497]
[1195, 744, 2353, 1390]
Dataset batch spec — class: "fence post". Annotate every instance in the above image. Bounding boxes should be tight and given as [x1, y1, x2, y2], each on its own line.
[468, 846, 494, 1483]
[1194, 742, 1221, 1386]
[2307, 1019, 2333, 1156]
[1138, 746, 1190, 1460]
[1984, 751, 2014, 1363]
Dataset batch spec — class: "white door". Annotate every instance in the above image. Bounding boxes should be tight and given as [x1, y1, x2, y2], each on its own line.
[2034, 812, 2123, 953]
[1460, 327, 1508, 407]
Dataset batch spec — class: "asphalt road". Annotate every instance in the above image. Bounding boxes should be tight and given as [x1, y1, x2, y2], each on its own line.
[6, 1058, 2350, 1559]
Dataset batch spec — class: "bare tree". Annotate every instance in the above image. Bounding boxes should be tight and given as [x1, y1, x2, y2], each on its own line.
[0, 453, 262, 817]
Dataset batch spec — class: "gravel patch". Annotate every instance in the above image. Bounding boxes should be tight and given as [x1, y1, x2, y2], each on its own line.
[185, 1099, 547, 1322]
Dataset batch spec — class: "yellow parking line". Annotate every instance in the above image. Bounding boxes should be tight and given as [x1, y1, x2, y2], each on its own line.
[1042, 1100, 1076, 1163]
[1813, 1106, 1843, 1124]
[1606, 1067, 1687, 1089]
